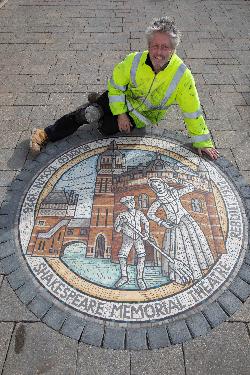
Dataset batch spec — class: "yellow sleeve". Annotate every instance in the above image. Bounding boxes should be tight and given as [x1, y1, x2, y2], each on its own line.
[176, 70, 214, 149]
[107, 53, 136, 115]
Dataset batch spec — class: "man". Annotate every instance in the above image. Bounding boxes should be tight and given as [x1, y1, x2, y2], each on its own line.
[114, 195, 150, 290]
[30, 16, 219, 160]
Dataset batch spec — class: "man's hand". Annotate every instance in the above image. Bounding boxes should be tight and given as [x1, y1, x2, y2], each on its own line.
[197, 147, 219, 160]
[117, 113, 133, 133]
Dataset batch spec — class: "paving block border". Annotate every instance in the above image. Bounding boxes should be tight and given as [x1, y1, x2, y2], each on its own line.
[0, 126, 249, 350]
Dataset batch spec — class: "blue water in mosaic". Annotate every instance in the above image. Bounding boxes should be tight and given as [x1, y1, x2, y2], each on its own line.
[62, 244, 170, 290]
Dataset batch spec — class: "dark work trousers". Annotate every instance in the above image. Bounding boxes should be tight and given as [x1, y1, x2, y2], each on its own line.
[45, 91, 135, 142]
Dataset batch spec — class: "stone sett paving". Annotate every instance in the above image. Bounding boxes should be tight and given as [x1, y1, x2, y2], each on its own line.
[0, 0, 250, 374]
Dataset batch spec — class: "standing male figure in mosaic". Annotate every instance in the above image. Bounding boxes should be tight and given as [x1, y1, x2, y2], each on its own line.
[114, 195, 150, 290]
[30, 16, 219, 160]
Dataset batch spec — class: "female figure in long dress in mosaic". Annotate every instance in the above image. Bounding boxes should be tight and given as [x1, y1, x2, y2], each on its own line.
[147, 177, 214, 284]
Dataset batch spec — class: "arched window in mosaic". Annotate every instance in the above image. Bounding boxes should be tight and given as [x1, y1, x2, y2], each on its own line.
[138, 193, 149, 209]
[95, 234, 105, 258]
[191, 198, 203, 213]
[38, 240, 43, 251]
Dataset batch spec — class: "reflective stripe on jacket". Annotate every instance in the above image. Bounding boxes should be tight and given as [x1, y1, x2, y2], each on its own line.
[108, 51, 213, 149]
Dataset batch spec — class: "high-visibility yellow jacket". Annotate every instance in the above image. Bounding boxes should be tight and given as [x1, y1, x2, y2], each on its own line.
[108, 51, 213, 149]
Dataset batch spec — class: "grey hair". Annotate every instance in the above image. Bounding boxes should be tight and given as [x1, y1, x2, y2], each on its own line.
[145, 17, 181, 49]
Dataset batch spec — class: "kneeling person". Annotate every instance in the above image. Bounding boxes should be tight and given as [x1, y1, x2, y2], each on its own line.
[30, 16, 219, 160]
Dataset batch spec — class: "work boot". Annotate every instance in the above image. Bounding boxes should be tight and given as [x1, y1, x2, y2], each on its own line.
[30, 128, 48, 153]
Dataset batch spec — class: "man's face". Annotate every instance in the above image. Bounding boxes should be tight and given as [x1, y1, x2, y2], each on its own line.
[148, 32, 174, 72]
[126, 199, 135, 210]
[151, 179, 166, 193]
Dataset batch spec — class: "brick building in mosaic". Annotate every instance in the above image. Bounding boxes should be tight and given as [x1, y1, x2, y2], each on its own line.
[28, 141, 226, 269]
[27, 190, 90, 257]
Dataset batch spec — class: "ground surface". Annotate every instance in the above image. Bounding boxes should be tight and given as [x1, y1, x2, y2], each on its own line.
[0, 0, 250, 374]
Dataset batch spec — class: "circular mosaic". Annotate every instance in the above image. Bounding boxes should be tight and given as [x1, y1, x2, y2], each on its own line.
[17, 136, 248, 329]
[2, 132, 249, 349]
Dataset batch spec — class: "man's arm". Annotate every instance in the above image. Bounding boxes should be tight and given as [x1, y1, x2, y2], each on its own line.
[176, 69, 219, 160]
[108, 53, 136, 133]
[114, 213, 126, 233]
[139, 211, 150, 240]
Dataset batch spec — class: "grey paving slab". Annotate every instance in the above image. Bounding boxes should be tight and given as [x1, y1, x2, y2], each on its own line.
[2, 323, 78, 375]
[228, 276, 250, 301]
[0, 240, 15, 260]
[0, 215, 13, 229]
[0, 187, 7, 207]
[242, 171, 250, 185]
[238, 106, 250, 121]
[167, 320, 192, 345]
[202, 301, 228, 328]
[184, 322, 250, 375]
[235, 85, 250, 93]
[229, 296, 250, 322]
[0, 198, 20, 214]
[42, 305, 68, 332]
[76, 344, 130, 375]
[241, 94, 250, 109]
[206, 119, 233, 131]
[0, 278, 38, 322]
[126, 328, 148, 351]
[0, 148, 28, 171]
[217, 290, 243, 315]
[0, 132, 22, 149]
[211, 130, 248, 148]
[0, 322, 14, 374]
[2, 119, 32, 133]
[0, 254, 20, 275]
[147, 326, 170, 349]
[131, 345, 185, 375]
[6, 268, 27, 292]
[203, 73, 236, 85]
[213, 92, 247, 106]
[185, 312, 211, 338]
[239, 263, 250, 283]
[60, 315, 85, 341]
[27, 292, 53, 320]
[14, 280, 38, 305]
[0, 171, 17, 187]
[16, 131, 31, 149]
[0, 93, 16, 106]
[231, 138, 250, 171]
[80, 321, 105, 347]
[103, 326, 126, 350]
[15, 93, 49, 106]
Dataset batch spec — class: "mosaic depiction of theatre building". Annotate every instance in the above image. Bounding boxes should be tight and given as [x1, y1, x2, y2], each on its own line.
[27, 141, 226, 285]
